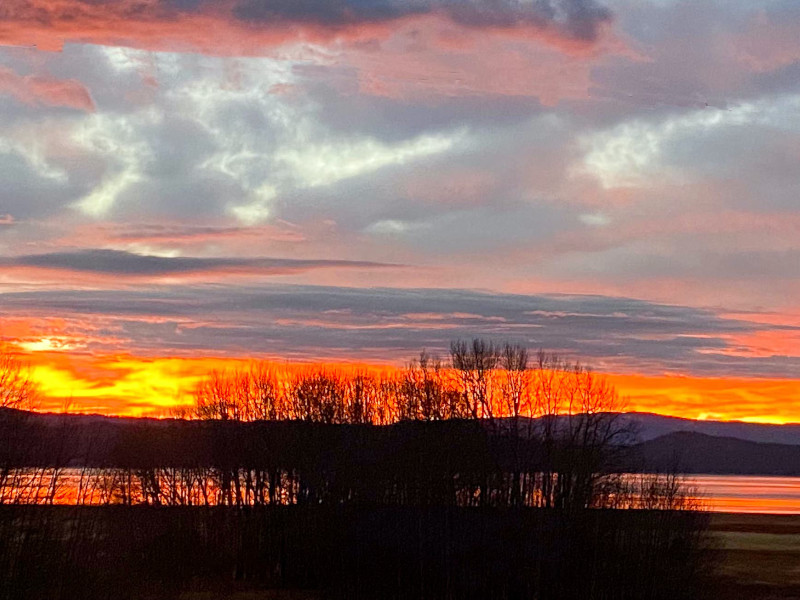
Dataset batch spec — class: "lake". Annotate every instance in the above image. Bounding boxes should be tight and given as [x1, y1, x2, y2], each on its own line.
[691, 475, 800, 514]
[5, 470, 800, 513]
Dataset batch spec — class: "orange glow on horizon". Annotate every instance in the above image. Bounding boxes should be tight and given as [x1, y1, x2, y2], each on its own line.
[9, 348, 800, 423]
[605, 373, 800, 425]
[23, 351, 400, 416]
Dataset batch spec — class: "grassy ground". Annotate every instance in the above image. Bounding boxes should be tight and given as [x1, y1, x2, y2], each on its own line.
[710, 513, 800, 599]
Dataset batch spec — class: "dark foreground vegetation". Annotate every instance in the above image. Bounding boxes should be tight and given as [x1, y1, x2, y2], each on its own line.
[0, 505, 712, 600]
[0, 340, 716, 599]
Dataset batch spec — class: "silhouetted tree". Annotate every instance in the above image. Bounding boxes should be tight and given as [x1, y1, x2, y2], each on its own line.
[192, 369, 238, 420]
[450, 339, 500, 419]
[288, 369, 348, 423]
[0, 346, 37, 410]
[192, 364, 289, 422]
[397, 351, 467, 421]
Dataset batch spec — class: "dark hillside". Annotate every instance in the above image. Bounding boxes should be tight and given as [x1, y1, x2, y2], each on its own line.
[632, 431, 800, 475]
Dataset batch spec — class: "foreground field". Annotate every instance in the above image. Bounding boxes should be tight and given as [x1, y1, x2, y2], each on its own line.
[710, 513, 800, 599]
[152, 512, 800, 600]
[174, 513, 800, 600]
[0, 505, 707, 600]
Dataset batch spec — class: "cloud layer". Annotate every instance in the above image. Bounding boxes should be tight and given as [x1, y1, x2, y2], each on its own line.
[3, 283, 800, 378]
[0, 0, 613, 55]
[0, 249, 399, 276]
[1, 0, 800, 419]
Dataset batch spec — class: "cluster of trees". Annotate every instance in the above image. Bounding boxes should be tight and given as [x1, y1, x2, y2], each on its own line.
[0, 340, 713, 599]
[0, 413, 695, 511]
[190, 341, 625, 426]
[178, 340, 642, 511]
[0, 339, 698, 513]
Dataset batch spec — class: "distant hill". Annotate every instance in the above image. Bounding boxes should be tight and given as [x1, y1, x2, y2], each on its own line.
[618, 412, 800, 446]
[632, 431, 800, 476]
[5, 408, 800, 445]
[5, 408, 800, 475]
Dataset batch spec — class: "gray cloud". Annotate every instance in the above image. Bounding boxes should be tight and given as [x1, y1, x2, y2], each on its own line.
[0, 149, 84, 219]
[108, 224, 273, 241]
[2, 283, 798, 377]
[300, 75, 545, 142]
[234, 0, 612, 41]
[0, 249, 400, 275]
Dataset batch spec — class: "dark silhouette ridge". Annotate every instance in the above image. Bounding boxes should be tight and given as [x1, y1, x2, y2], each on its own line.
[619, 412, 800, 446]
[5, 408, 800, 476]
[633, 431, 800, 476]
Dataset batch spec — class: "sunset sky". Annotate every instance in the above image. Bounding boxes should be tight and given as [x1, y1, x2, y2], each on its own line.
[1, 0, 800, 420]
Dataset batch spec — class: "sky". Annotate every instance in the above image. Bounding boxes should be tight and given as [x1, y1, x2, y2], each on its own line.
[1, 0, 800, 420]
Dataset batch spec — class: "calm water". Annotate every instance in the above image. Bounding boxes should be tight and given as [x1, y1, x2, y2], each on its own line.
[6, 471, 800, 513]
[691, 475, 800, 514]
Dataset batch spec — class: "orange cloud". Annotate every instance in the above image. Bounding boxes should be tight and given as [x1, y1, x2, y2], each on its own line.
[0, 0, 310, 54]
[712, 329, 800, 360]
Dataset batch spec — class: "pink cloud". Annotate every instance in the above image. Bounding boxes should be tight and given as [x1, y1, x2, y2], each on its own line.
[733, 12, 800, 73]
[351, 17, 627, 103]
[0, 0, 616, 58]
[0, 66, 94, 111]
[0, 1, 630, 106]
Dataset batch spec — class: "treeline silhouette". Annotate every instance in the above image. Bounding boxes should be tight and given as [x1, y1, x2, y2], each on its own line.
[0, 340, 715, 599]
[0, 411, 692, 510]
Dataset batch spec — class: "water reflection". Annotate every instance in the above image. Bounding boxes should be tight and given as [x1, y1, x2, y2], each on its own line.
[4, 470, 800, 513]
[690, 475, 800, 514]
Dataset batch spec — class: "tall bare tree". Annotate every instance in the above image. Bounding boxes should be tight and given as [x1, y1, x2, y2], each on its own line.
[398, 351, 467, 421]
[0, 346, 37, 410]
[450, 339, 500, 419]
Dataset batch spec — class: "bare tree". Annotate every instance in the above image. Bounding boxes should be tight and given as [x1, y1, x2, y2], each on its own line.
[287, 369, 348, 423]
[0, 347, 38, 508]
[192, 369, 237, 420]
[249, 363, 285, 421]
[499, 343, 529, 419]
[0, 346, 38, 410]
[192, 364, 289, 422]
[450, 339, 500, 419]
[344, 372, 380, 424]
[524, 351, 634, 509]
[398, 351, 467, 421]
[498, 343, 530, 505]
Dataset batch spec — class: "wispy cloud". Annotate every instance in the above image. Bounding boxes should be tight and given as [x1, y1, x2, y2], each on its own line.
[3, 284, 799, 378]
[0, 249, 401, 277]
